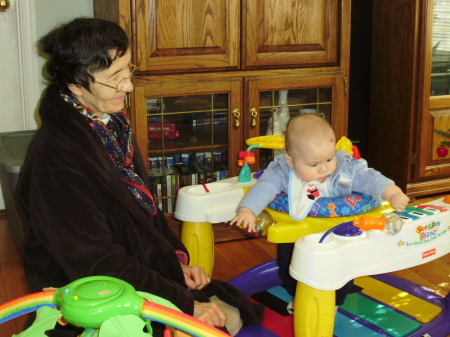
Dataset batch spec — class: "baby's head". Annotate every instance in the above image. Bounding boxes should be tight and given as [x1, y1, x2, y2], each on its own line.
[284, 114, 337, 182]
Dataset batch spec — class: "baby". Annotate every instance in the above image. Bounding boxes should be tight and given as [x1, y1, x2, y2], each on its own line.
[230, 113, 409, 233]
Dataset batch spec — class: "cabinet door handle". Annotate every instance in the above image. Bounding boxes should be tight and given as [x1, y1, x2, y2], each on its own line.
[0, 0, 10, 12]
[250, 108, 258, 127]
[233, 109, 240, 128]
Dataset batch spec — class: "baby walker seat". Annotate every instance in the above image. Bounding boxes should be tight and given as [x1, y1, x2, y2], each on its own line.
[232, 136, 450, 337]
[174, 135, 450, 337]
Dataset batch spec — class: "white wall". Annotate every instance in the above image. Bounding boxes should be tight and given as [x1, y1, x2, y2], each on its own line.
[0, 0, 28, 133]
[0, 0, 93, 210]
[36, 0, 94, 98]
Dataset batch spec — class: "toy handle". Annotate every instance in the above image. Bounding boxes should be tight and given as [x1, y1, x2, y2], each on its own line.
[352, 213, 403, 236]
[352, 214, 385, 231]
[0, 289, 57, 325]
[0, 282, 229, 337]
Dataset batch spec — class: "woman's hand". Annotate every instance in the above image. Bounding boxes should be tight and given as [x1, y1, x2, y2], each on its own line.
[181, 264, 211, 290]
[193, 301, 227, 327]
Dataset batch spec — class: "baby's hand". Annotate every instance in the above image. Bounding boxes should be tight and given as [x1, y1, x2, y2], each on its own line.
[230, 208, 256, 233]
[389, 191, 410, 212]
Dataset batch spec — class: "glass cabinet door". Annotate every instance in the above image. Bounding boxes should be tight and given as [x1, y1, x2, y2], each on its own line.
[430, 1, 450, 97]
[245, 73, 347, 171]
[423, 1, 450, 177]
[258, 87, 334, 168]
[132, 78, 242, 213]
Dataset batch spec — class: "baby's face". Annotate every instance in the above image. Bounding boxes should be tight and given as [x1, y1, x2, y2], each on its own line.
[285, 136, 337, 183]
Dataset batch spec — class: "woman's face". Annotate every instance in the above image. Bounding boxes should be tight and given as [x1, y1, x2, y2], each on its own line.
[68, 49, 133, 116]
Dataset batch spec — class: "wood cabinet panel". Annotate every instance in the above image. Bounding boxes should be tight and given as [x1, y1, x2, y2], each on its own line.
[95, 0, 348, 73]
[368, 0, 419, 189]
[134, 0, 240, 73]
[243, 0, 343, 69]
[94, 0, 132, 40]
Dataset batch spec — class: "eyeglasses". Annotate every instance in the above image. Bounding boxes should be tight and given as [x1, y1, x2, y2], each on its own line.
[94, 64, 138, 91]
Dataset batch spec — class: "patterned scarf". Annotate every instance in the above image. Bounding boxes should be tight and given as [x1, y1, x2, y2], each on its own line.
[60, 91, 156, 215]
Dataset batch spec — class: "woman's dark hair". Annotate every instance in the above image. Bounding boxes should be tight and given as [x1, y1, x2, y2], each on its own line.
[39, 17, 130, 90]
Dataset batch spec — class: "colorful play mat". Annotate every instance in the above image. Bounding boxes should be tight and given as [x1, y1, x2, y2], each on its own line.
[230, 260, 450, 337]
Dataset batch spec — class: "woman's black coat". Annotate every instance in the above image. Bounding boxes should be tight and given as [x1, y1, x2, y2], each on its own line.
[18, 85, 262, 334]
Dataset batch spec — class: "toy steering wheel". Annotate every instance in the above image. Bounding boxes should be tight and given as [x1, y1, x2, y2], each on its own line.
[0, 276, 229, 337]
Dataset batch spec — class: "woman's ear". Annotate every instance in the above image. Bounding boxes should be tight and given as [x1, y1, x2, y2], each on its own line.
[284, 154, 294, 168]
[67, 83, 84, 97]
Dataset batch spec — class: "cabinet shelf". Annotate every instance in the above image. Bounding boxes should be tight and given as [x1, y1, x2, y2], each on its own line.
[148, 124, 228, 156]
[148, 144, 228, 156]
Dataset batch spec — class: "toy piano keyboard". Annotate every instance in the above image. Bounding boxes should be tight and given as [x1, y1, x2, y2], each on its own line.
[231, 196, 450, 337]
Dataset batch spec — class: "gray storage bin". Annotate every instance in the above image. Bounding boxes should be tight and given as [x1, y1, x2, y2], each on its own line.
[0, 130, 36, 255]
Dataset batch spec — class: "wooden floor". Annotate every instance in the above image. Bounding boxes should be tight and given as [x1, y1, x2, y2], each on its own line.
[0, 193, 449, 336]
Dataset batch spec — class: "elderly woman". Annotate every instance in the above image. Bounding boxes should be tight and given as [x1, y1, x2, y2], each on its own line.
[18, 17, 262, 336]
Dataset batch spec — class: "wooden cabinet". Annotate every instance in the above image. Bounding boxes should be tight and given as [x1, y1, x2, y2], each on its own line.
[131, 70, 348, 172]
[95, 0, 348, 73]
[243, 0, 342, 69]
[94, 0, 351, 213]
[368, 0, 450, 198]
[133, 0, 240, 73]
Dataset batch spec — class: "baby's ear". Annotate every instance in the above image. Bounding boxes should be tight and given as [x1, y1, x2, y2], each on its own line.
[284, 154, 294, 168]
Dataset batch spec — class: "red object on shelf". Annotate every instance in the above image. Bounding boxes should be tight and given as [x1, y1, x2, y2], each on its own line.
[437, 145, 448, 158]
[148, 123, 180, 139]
